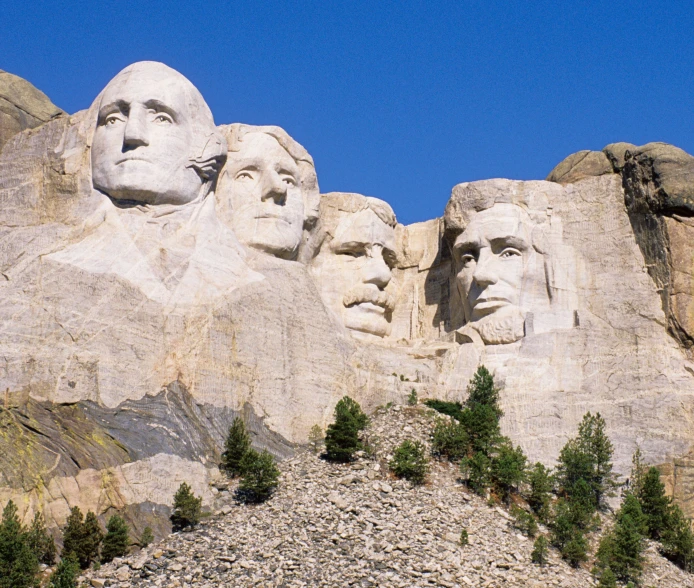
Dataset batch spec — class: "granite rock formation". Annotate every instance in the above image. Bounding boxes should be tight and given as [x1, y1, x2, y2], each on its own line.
[2, 62, 694, 534]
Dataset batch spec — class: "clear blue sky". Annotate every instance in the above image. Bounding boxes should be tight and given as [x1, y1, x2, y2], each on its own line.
[2, 0, 693, 225]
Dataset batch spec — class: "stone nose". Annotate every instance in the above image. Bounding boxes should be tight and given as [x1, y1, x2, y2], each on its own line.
[260, 171, 287, 204]
[123, 108, 149, 149]
[472, 249, 499, 288]
[362, 246, 392, 290]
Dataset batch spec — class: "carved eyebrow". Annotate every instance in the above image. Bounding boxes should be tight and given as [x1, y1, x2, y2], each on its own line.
[97, 100, 129, 121]
[143, 99, 178, 121]
[453, 239, 480, 254]
[332, 240, 368, 252]
[489, 235, 529, 251]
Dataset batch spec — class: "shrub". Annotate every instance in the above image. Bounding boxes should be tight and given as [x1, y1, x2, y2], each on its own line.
[594, 498, 645, 585]
[61, 506, 103, 569]
[48, 553, 80, 588]
[325, 396, 368, 462]
[170, 482, 202, 531]
[221, 417, 251, 477]
[389, 440, 428, 485]
[239, 449, 281, 503]
[26, 511, 56, 565]
[637, 466, 671, 539]
[491, 441, 527, 503]
[407, 388, 418, 406]
[562, 532, 588, 567]
[527, 462, 553, 522]
[431, 418, 468, 461]
[140, 526, 154, 548]
[460, 528, 468, 546]
[511, 505, 538, 538]
[423, 399, 464, 421]
[462, 451, 491, 496]
[596, 566, 617, 588]
[661, 503, 694, 572]
[531, 535, 549, 566]
[308, 424, 324, 453]
[0, 500, 40, 588]
[101, 515, 129, 563]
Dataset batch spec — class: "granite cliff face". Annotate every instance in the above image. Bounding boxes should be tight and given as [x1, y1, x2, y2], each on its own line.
[2, 62, 694, 533]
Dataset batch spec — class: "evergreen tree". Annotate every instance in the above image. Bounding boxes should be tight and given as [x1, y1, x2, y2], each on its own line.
[221, 417, 251, 477]
[527, 462, 553, 522]
[101, 515, 129, 563]
[325, 396, 368, 462]
[596, 566, 617, 588]
[80, 511, 104, 569]
[531, 535, 549, 566]
[619, 493, 648, 536]
[48, 553, 80, 588]
[491, 440, 527, 503]
[637, 467, 671, 539]
[171, 482, 202, 531]
[629, 446, 646, 497]
[461, 451, 492, 496]
[308, 424, 324, 453]
[239, 449, 281, 503]
[389, 439, 428, 485]
[610, 512, 645, 583]
[140, 526, 154, 548]
[0, 501, 39, 588]
[431, 418, 469, 461]
[60, 507, 84, 564]
[562, 532, 588, 567]
[26, 511, 56, 565]
[459, 366, 502, 455]
[661, 504, 694, 572]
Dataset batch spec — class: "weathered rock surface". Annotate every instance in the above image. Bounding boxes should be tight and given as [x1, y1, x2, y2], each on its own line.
[81, 406, 694, 588]
[0, 70, 64, 153]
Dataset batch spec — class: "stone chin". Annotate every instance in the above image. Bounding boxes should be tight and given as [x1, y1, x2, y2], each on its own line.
[238, 217, 302, 260]
[470, 305, 525, 345]
[343, 303, 392, 339]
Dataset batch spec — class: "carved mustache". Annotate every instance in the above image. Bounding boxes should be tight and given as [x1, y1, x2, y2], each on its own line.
[343, 286, 395, 312]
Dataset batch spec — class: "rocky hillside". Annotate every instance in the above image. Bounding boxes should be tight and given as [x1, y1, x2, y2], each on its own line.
[81, 405, 693, 588]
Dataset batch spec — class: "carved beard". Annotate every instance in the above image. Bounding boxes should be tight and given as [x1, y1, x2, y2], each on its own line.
[471, 305, 525, 345]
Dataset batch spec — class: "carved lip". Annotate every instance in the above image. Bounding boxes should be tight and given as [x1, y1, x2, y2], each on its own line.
[115, 156, 152, 165]
[349, 301, 386, 314]
[471, 297, 510, 314]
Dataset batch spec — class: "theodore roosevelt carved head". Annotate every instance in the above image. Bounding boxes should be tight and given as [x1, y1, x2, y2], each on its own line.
[311, 193, 397, 339]
[216, 124, 319, 260]
[90, 61, 226, 206]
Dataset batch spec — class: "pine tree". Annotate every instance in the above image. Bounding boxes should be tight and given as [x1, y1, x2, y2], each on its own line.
[637, 467, 671, 539]
[48, 553, 80, 588]
[629, 447, 646, 497]
[325, 396, 368, 462]
[527, 462, 553, 522]
[308, 424, 324, 453]
[459, 366, 502, 455]
[562, 532, 588, 567]
[101, 515, 129, 563]
[461, 451, 492, 496]
[239, 449, 281, 503]
[491, 440, 527, 503]
[431, 418, 469, 461]
[389, 439, 428, 485]
[596, 566, 617, 588]
[619, 493, 648, 536]
[80, 511, 104, 569]
[0, 501, 39, 588]
[60, 507, 84, 564]
[661, 504, 694, 572]
[140, 527, 154, 548]
[221, 417, 251, 477]
[171, 482, 203, 531]
[531, 535, 549, 566]
[25, 511, 56, 565]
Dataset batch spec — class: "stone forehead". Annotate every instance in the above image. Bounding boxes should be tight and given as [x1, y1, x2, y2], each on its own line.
[94, 61, 216, 129]
[319, 192, 397, 236]
[444, 179, 561, 235]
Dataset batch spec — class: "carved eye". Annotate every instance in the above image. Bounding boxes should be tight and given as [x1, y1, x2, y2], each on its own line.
[281, 176, 297, 186]
[499, 248, 521, 259]
[341, 250, 365, 258]
[104, 114, 123, 126]
[459, 253, 476, 267]
[153, 113, 173, 124]
[235, 171, 254, 181]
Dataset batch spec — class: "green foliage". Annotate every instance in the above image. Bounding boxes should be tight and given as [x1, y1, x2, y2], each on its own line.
[101, 515, 129, 563]
[0, 501, 39, 588]
[531, 535, 549, 566]
[239, 449, 281, 503]
[26, 511, 56, 565]
[620, 493, 648, 536]
[491, 440, 527, 503]
[660, 503, 694, 572]
[556, 412, 616, 510]
[61, 506, 103, 569]
[550, 498, 576, 550]
[596, 566, 617, 588]
[431, 418, 469, 461]
[221, 417, 251, 477]
[308, 424, 324, 453]
[562, 532, 588, 567]
[461, 451, 491, 496]
[325, 396, 368, 462]
[459, 366, 502, 455]
[460, 528, 468, 546]
[389, 440, 428, 485]
[423, 399, 464, 421]
[629, 447, 646, 498]
[407, 388, 418, 406]
[637, 467, 671, 540]
[48, 553, 80, 588]
[527, 462, 553, 522]
[171, 482, 202, 531]
[511, 505, 538, 538]
[140, 526, 154, 548]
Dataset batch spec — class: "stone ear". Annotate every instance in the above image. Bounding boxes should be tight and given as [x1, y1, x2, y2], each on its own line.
[188, 131, 228, 181]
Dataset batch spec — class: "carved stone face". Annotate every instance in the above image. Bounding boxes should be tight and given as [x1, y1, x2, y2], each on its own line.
[91, 63, 210, 205]
[313, 208, 396, 338]
[221, 132, 304, 259]
[453, 203, 544, 344]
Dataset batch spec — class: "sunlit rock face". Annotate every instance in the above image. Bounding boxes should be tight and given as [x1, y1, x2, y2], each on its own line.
[311, 192, 399, 340]
[216, 124, 319, 261]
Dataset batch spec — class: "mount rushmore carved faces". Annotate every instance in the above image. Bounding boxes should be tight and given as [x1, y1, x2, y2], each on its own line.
[311, 194, 397, 339]
[91, 61, 226, 205]
[217, 124, 319, 260]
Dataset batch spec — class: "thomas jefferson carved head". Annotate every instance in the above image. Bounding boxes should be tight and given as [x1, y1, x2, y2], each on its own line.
[90, 61, 226, 206]
[445, 180, 562, 345]
[216, 124, 319, 260]
[311, 193, 397, 339]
